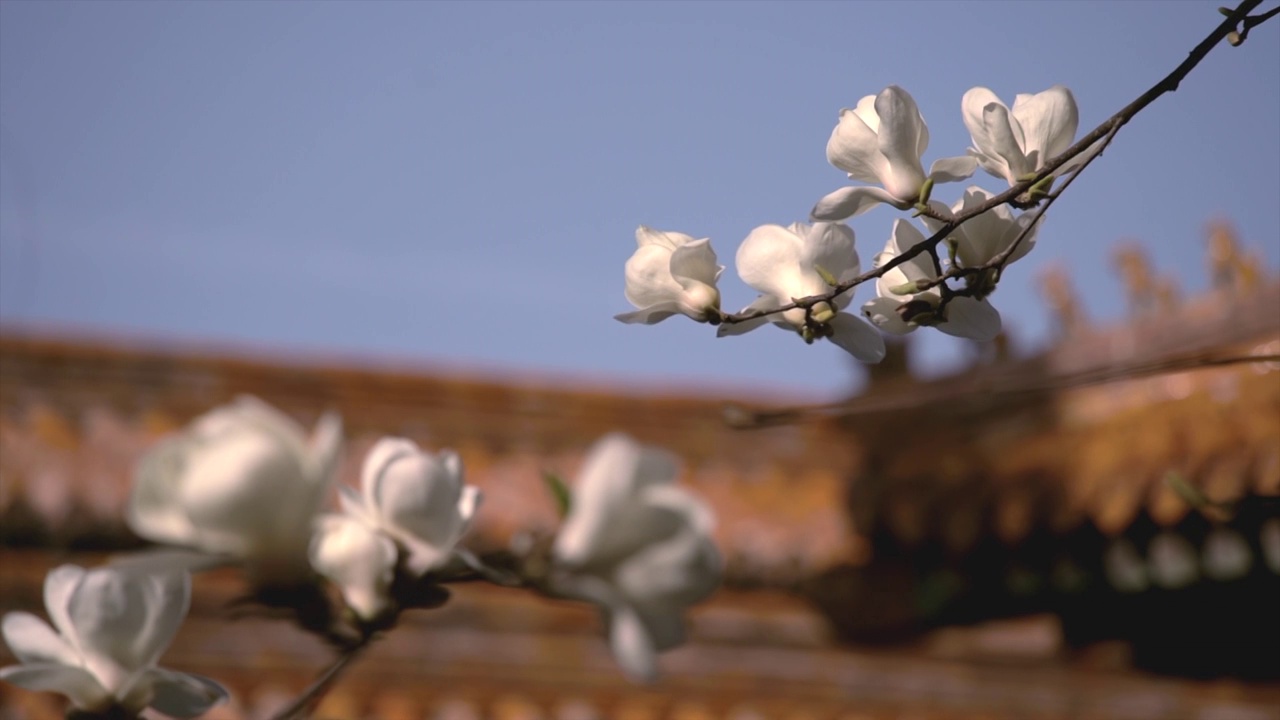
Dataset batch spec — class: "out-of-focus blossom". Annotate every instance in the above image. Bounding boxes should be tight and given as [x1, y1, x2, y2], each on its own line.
[813, 85, 976, 220]
[126, 396, 342, 584]
[0, 565, 227, 718]
[337, 438, 481, 576]
[616, 226, 723, 324]
[548, 434, 720, 683]
[310, 438, 480, 621]
[719, 222, 885, 362]
[962, 85, 1081, 187]
[861, 219, 1002, 341]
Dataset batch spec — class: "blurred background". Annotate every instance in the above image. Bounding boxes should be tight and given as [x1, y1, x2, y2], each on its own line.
[1, 1, 1278, 718]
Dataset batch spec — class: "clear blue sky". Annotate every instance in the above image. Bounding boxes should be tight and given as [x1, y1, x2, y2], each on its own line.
[1, 1, 1276, 398]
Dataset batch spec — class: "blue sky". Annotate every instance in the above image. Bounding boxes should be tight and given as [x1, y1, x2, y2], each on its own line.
[1, 1, 1277, 399]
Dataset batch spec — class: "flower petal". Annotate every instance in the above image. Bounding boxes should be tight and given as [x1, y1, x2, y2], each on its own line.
[614, 303, 683, 325]
[826, 105, 887, 184]
[981, 103, 1028, 182]
[668, 238, 721, 287]
[126, 436, 202, 549]
[553, 434, 679, 567]
[811, 186, 900, 221]
[927, 155, 977, 183]
[800, 222, 859, 283]
[861, 296, 916, 335]
[1011, 85, 1078, 164]
[359, 438, 421, 512]
[716, 295, 779, 337]
[635, 225, 694, 250]
[309, 515, 397, 620]
[939, 296, 1002, 341]
[306, 410, 344, 491]
[735, 224, 805, 299]
[370, 450, 466, 554]
[145, 668, 229, 718]
[43, 565, 85, 651]
[961, 87, 1005, 165]
[1, 613, 79, 666]
[873, 86, 928, 200]
[0, 663, 112, 710]
[607, 605, 659, 684]
[827, 313, 887, 363]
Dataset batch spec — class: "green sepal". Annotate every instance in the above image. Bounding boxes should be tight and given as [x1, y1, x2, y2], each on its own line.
[542, 471, 572, 518]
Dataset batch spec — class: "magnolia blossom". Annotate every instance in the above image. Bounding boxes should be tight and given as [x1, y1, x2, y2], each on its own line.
[0, 565, 227, 718]
[718, 221, 886, 363]
[921, 186, 1041, 272]
[861, 219, 1002, 341]
[549, 434, 720, 683]
[813, 85, 976, 220]
[962, 85, 1081, 187]
[310, 438, 481, 619]
[616, 226, 723, 324]
[126, 396, 342, 584]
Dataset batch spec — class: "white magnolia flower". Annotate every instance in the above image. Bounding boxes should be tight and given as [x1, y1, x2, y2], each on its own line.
[549, 434, 720, 683]
[309, 514, 398, 621]
[861, 219, 1002, 341]
[616, 226, 723, 324]
[342, 438, 481, 575]
[126, 396, 343, 584]
[962, 85, 1081, 187]
[0, 565, 227, 718]
[718, 221, 886, 363]
[813, 85, 976, 221]
[310, 438, 480, 619]
[921, 186, 1041, 270]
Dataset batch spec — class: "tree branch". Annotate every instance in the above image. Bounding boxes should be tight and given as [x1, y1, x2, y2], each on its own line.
[720, 0, 1272, 326]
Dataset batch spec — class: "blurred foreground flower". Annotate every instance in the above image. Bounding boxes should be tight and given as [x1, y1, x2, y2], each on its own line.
[126, 396, 343, 585]
[615, 226, 723, 324]
[813, 85, 975, 220]
[548, 433, 720, 682]
[311, 438, 481, 621]
[719, 222, 886, 362]
[0, 565, 227, 718]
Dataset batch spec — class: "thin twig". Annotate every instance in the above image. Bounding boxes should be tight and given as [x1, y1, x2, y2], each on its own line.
[719, 0, 1271, 326]
[268, 639, 371, 720]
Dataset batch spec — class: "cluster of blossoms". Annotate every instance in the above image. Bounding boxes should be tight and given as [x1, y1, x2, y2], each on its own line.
[618, 84, 1082, 359]
[2, 397, 721, 716]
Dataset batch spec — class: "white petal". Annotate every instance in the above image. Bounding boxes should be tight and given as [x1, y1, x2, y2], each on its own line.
[126, 436, 202, 548]
[861, 296, 916, 335]
[1, 613, 79, 666]
[827, 313, 888, 363]
[927, 155, 977, 183]
[981, 103, 1028, 181]
[635, 225, 695, 250]
[875, 219, 937, 296]
[961, 87, 1005, 163]
[811, 185, 901, 221]
[614, 508, 720, 609]
[826, 106, 888, 184]
[553, 434, 678, 567]
[43, 565, 85, 651]
[1010, 85, 1078, 165]
[359, 437, 421, 512]
[614, 303, 683, 325]
[0, 664, 112, 711]
[873, 86, 928, 200]
[370, 449, 465, 552]
[938, 297, 1002, 341]
[145, 669, 229, 718]
[623, 244, 683, 310]
[735, 224, 806, 299]
[716, 295, 779, 337]
[668, 238, 721, 287]
[309, 515, 397, 621]
[305, 410, 344, 490]
[607, 605, 659, 684]
[800, 222, 859, 283]
[67, 567, 185, 694]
